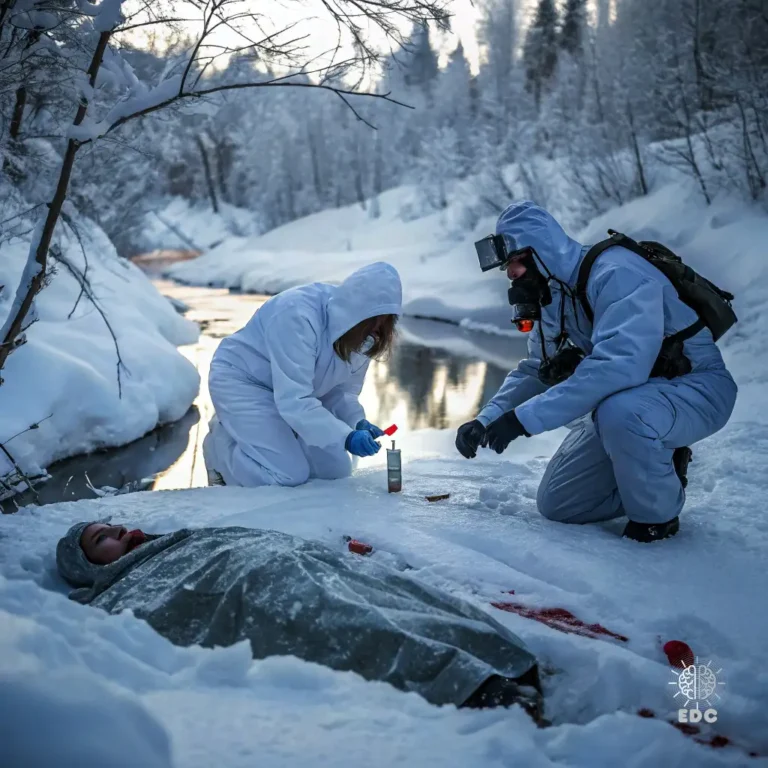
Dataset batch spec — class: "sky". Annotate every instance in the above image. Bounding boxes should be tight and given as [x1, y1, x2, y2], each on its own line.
[127, 0, 484, 74]
[126, 0, 610, 78]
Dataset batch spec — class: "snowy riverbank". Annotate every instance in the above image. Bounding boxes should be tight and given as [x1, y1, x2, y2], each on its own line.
[0, 212, 200, 497]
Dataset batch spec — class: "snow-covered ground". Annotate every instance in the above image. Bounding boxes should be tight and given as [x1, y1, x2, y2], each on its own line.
[2, 172, 768, 765]
[2, 425, 767, 767]
[0, 212, 200, 496]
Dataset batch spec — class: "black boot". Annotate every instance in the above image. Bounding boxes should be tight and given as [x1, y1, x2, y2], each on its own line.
[673, 447, 693, 489]
[461, 667, 546, 725]
[623, 516, 680, 543]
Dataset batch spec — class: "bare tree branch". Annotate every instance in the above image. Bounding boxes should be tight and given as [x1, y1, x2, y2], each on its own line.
[50, 246, 130, 399]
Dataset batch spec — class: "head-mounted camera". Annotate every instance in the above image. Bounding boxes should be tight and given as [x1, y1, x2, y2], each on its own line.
[474, 233, 551, 333]
[474, 233, 533, 272]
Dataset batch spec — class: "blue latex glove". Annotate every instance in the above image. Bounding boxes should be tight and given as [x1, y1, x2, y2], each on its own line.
[346, 429, 381, 457]
[355, 419, 385, 438]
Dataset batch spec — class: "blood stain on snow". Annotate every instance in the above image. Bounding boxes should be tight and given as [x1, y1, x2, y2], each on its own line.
[490, 600, 629, 643]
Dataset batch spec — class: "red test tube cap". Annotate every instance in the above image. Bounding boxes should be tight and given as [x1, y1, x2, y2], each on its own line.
[383, 424, 398, 436]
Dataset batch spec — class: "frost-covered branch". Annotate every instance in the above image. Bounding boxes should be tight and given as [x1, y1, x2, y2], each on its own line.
[0, 1, 123, 378]
[51, 245, 130, 398]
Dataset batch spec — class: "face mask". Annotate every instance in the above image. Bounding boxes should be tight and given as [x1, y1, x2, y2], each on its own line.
[507, 254, 552, 332]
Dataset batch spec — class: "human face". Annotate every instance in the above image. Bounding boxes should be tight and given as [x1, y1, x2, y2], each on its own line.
[80, 523, 146, 565]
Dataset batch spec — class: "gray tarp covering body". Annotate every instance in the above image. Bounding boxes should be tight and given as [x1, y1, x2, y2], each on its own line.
[58, 525, 536, 707]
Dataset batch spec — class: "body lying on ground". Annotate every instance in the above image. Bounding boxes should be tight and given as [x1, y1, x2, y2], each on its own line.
[56, 521, 543, 720]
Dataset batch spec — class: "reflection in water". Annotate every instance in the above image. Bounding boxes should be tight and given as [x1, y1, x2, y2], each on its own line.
[3, 281, 527, 508]
[359, 317, 524, 433]
[1, 407, 200, 512]
[360, 345, 508, 432]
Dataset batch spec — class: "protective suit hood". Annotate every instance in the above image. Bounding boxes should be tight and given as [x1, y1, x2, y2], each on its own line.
[496, 202, 584, 286]
[326, 262, 402, 342]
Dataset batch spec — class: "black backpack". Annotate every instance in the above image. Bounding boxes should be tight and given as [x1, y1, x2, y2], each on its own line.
[576, 230, 737, 345]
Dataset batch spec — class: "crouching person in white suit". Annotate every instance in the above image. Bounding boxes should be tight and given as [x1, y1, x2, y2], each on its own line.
[203, 262, 402, 487]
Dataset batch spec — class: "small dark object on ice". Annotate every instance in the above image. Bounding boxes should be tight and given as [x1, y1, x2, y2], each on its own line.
[623, 516, 680, 543]
[425, 493, 450, 502]
[461, 667, 546, 725]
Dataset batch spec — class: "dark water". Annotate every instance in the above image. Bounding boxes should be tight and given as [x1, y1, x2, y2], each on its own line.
[2, 284, 526, 510]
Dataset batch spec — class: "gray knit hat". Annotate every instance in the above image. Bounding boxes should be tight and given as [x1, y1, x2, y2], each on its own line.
[55, 521, 103, 588]
[55, 520, 188, 604]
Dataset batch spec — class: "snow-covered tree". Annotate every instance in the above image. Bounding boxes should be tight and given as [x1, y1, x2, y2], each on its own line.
[0, 0, 450, 379]
[560, 0, 587, 56]
[523, 0, 560, 107]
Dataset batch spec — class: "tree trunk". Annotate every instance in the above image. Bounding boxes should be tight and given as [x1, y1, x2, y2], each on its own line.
[626, 102, 649, 196]
[207, 131, 231, 203]
[0, 0, 16, 33]
[0, 30, 112, 377]
[9, 86, 25, 138]
[195, 135, 219, 213]
[2, 86, 27, 182]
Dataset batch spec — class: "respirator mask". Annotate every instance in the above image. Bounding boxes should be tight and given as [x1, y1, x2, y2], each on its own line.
[474, 232, 586, 385]
[474, 233, 552, 332]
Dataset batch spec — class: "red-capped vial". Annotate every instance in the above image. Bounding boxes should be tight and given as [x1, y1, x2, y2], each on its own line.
[348, 539, 373, 555]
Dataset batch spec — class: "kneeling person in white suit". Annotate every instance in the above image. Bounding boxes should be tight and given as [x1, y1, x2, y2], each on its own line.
[203, 262, 402, 487]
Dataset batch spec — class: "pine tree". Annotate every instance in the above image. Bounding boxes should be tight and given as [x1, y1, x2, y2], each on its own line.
[477, 0, 519, 111]
[523, 0, 560, 107]
[401, 22, 439, 90]
[560, 0, 587, 56]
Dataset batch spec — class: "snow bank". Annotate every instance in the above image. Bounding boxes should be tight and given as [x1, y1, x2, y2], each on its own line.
[167, 184, 517, 329]
[0, 664, 173, 768]
[0, 212, 200, 494]
[140, 197, 263, 253]
[1, 425, 765, 766]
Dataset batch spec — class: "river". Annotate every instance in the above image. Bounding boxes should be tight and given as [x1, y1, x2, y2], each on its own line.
[3, 278, 527, 509]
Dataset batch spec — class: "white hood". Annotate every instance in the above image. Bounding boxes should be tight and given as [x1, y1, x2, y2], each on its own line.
[326, 262, 402, 342]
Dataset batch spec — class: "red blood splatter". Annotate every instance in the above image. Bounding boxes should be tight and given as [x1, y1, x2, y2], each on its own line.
[638, 709, 761, 758]
[673, 721, 701, 736]
[664, 640, 695, 669]
[490, 601, 629, 643]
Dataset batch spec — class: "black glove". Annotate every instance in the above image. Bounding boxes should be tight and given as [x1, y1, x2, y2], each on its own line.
[455, 419, 487, 459]
[485, 410, 530, 454]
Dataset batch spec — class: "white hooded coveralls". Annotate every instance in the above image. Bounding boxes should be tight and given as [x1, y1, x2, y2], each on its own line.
[204, 263, 402, 487]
